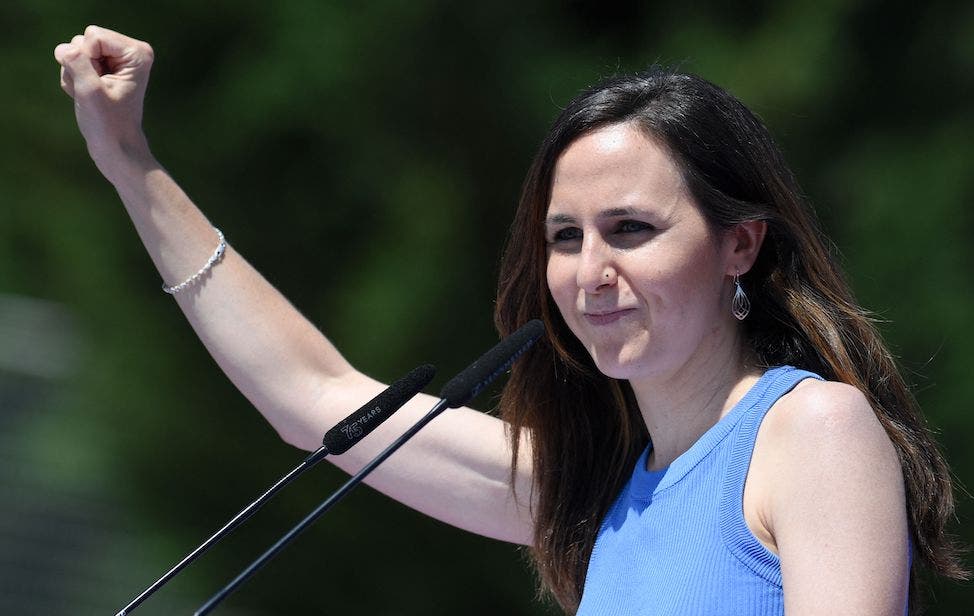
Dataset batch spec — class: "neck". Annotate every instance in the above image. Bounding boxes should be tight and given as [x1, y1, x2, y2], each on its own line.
[629, 323, 760, 471]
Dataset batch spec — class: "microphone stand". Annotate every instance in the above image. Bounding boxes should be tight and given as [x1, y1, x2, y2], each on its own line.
[194, 398, 451, 616]
[115, 447, 329, 615]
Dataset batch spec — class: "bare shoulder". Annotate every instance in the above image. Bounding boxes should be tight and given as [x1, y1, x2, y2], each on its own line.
[761, 378, 895, 458]
[749, 377, 903, 519]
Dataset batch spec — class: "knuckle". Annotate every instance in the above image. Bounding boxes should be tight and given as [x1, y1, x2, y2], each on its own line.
[60, 46, 81, 62]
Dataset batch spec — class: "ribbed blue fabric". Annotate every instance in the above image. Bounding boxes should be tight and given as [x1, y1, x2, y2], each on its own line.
[576, 366, 820, 615]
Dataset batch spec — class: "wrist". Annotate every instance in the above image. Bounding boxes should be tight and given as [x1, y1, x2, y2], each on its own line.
[92, 132, 157, 188]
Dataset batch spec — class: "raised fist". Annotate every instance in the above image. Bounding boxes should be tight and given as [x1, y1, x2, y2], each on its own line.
[54, 25, 155, 180]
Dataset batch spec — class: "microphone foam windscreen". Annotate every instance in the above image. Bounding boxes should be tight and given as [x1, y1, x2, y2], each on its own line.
[322, 363, 436, 454]
[439, 319, 545, 408]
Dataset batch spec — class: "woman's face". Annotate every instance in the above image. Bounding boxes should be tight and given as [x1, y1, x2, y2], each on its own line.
[544, 123, 738, 382]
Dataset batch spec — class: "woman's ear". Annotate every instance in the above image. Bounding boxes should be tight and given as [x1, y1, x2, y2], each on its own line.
[725, 220, 767, 275]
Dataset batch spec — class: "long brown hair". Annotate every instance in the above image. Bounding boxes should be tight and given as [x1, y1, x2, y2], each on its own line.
[493, 68, 967, 613]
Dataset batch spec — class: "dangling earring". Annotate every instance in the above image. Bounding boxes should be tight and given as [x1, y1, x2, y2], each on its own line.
[732, 270, 750, 320]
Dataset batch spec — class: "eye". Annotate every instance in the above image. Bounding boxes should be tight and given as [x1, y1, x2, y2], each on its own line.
[548, 226, 582, 243]
[616, 220, 655, 234]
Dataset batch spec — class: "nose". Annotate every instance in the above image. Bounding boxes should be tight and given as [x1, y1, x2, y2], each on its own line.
[576, 238, 617, 293]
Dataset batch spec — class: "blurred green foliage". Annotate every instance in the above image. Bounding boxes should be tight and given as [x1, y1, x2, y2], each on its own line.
[1, 0, 971, 614]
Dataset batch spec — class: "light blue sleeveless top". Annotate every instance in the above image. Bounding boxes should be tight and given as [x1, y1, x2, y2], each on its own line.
[577, 366, 823, 615]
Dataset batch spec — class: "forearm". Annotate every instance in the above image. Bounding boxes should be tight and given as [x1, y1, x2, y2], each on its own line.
[111, 150, 354, 447]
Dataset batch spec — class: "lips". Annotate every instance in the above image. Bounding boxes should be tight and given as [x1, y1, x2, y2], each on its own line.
[583, 308, 636, 325]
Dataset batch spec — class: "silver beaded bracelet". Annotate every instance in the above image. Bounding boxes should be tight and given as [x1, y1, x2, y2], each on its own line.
[162, 228, 227, 295]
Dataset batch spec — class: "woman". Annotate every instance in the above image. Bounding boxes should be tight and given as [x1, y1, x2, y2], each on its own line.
[54, 26, 965, 615]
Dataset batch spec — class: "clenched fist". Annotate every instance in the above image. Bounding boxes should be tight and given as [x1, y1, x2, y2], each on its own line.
[54, 25, 155, 183]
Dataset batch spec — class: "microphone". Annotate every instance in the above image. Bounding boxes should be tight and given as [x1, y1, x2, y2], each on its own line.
[439, 318, 545, 407]
[322, 364, 437, 454]
[114, 363, 435, 616]
[194, 319, 545, 615]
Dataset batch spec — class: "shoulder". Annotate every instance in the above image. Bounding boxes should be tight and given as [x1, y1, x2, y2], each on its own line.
[749, 377, 903, 521]
[761, 377, 893, 457]
[756, 377, 903, 504]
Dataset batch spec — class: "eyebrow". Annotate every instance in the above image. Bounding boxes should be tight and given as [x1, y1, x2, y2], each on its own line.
[544, 207, 653, 226]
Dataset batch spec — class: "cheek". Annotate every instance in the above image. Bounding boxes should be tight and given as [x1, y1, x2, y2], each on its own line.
[641, 242, 721, 312]
[545, 257, 575, 312]
[667, 248, 726, 315]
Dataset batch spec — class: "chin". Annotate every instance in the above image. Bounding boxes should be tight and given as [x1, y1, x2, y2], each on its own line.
[587, 345, 651, 381]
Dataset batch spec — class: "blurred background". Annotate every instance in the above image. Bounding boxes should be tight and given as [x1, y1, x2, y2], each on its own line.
[1, 0, 971, 614]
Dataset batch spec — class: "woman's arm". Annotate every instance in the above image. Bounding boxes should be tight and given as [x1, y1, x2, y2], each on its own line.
[53, 25, 534, 545]
[752, 380, 910, 615]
